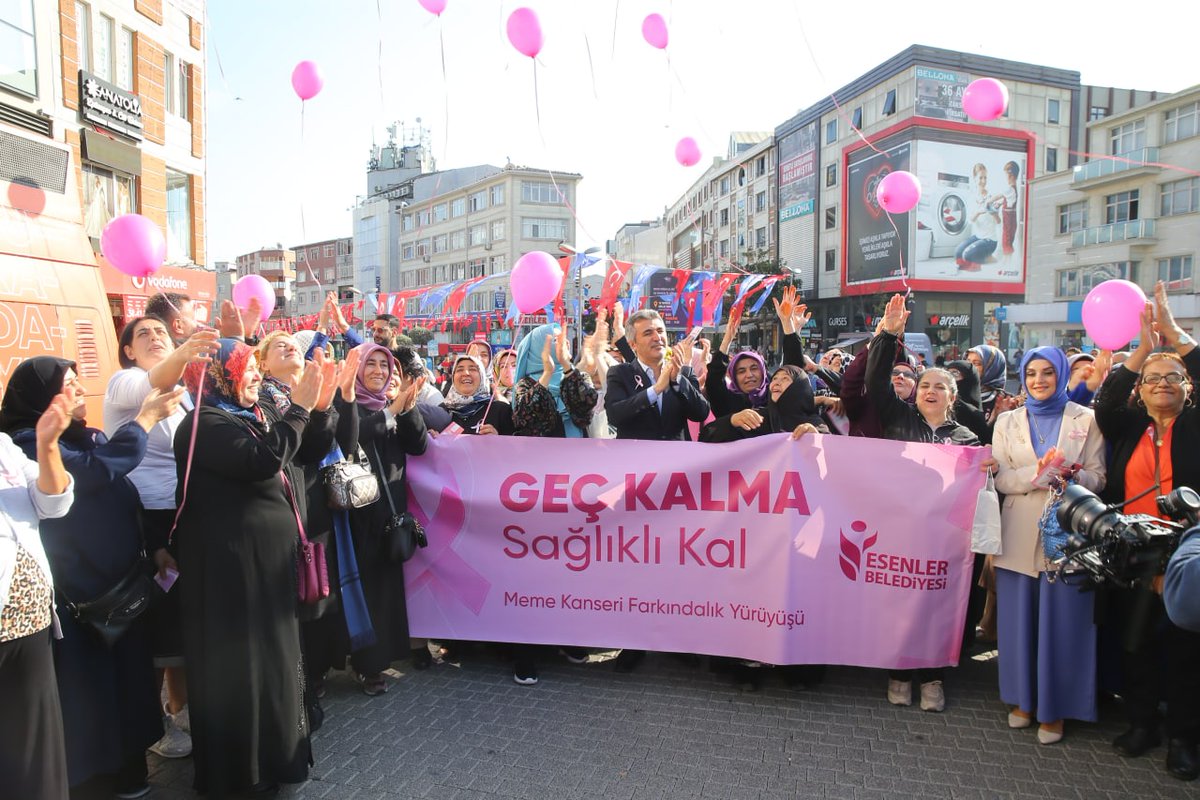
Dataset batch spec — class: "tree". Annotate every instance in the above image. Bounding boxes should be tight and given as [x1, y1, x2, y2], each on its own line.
[393, 333, 414, 347]
[405, 326, 434, 346]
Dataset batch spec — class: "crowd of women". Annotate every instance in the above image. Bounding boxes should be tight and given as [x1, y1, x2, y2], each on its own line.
[1, 281, 1197, 799]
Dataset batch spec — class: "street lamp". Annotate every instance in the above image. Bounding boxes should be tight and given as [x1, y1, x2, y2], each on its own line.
[558, 242, 602, 353]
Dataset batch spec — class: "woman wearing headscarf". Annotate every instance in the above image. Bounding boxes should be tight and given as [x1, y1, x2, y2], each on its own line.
[256, 331, 361, 726]
[173, 339, 337, 798]
[707, 305, 769, 419]
[0, 385, 73, 800]
[346, 344, 428, 695]
[869, 295, 981, 712]
[967, 344, 1009, 420]
[1094, 284, 1200, 779]
[512, 324, 597, 439]
[441, 353, 514, 435]
[991, 346, 1106, 745]
[702, 365, 826, 443]
[0, 357, 182, 797]
[491, 348, 517, 403]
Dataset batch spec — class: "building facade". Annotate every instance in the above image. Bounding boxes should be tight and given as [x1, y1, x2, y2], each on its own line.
[609, 220, 668, 267]
[235, 246, 296, 320]
[1006, 84, 1200, 349]
[293, 236, 352, 317]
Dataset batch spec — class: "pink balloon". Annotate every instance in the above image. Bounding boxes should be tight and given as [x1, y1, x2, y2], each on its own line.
[675, 136, 701, 167]
[642, 13, 668, 49]
[1081, 279, 1147, 350]
[417, 0, 446, 15]
[100, 214, 166, 278]
[962, 78, 1009, 122]
[506, 7, 543, 59]
[232, 274, 277, 323]
[291, 61, 323, 101]
[510, 251, 562, 313]
[877, 170, 921, 214]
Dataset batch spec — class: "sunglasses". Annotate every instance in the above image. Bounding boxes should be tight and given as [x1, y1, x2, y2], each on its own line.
[891, 368, 916, 378]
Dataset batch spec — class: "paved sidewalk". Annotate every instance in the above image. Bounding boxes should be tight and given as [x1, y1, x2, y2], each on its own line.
[149, 645, 1194, 799]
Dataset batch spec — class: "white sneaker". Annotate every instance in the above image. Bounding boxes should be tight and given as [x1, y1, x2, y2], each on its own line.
[887, 679, 912, 706]
[919, 680, 945, 712]
[172, 704, 190, 733]
[148, 713, 192, 758]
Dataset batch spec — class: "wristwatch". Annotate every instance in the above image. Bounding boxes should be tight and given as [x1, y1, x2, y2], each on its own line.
[1177, 333, 1197, 348]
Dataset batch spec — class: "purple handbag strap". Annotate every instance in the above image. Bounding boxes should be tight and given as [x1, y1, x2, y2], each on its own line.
[279, 471, 309, 546]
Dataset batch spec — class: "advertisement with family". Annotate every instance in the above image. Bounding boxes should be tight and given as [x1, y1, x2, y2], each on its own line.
[912, 140, 1027, 284]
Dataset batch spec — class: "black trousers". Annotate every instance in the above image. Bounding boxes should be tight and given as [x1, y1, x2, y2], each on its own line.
[0, 627, 68, 800]
[1118, 588, 1200, 740]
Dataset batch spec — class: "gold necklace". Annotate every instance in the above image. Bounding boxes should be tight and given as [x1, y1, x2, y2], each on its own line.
[1029, 412, 1047, 445]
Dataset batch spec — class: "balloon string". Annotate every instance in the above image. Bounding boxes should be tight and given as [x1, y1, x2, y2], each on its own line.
[883, 210, 911, 297]
[167, 368, 205, 546]
[583, 32, 599, 101]
[611, 0, 620, 59]
[300, 101, 308, 242]
[376, 0, 385, 108]
[440, 23, 451, 166]
[533, 59, 543, 140]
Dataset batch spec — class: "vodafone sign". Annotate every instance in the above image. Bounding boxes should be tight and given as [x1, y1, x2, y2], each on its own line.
[100, 261, 216, 320]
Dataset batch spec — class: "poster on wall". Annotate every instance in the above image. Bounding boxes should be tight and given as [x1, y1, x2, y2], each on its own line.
[911, 140, 1026, 285]
[914, 67, 969, 122]
[845, 141, 912, 287]
[778, 122, 818, 222]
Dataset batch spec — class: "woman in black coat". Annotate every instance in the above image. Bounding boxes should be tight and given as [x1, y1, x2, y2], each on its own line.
[347, 344, 429, 696]
[173, 339, 337, 798]
[440, 353, 514, 435]
[0, 357, 182, 797]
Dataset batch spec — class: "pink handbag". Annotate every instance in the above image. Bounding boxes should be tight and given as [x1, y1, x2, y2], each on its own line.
[282, 471, 330, 605]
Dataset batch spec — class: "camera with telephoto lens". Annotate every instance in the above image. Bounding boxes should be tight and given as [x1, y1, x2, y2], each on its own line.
[1054, 484, 1200, 589]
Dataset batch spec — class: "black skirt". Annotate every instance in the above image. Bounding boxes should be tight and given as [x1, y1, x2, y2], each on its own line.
[0, 627, 68, 800]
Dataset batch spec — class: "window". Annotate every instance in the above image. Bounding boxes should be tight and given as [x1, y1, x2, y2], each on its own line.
[824, 206, 837, 230]
[1165, 101, 1199, 143]
[432, 234, 447, 253]
[825, 119, 837, 145]
[1057, 201, 1088, 234]
[826, 163, 837, 188]
[402, 243, 414, 260]
[165, 169, 192, 262]
[1104, 190, 1139, 224]
[490, 184, 505, 205]
[469, 225, 486, 246]
[450, 198, 465, 217]
[1089, 106, 1108, 122]
[851, 107, 863, 130]
[402, 214, 414, 232]
[75, 2, 92, 71]
[824, 249, 837, 272]
[163, 52, 175, 115]
[1047, 99, 1060, 125]
[756, 156, 766, 177]
[521, 182, 561, 204]
[324, 268, 334, 282]
[94, 14, 114, 81]
[323, 244, 334, 257]
[450, 230, 465, 249]
[738, 167, 746, 187]
[469, 189, 488, 211]
[1161, 177, 1200, 216]
[433, 203, 448, 222]
[1157, 256, 1194, 292]
[1046, 147, 1058, 173]
[491, 220, 505, 241]
[417, 209, 431, 226]
[295, 250, 304, 262]
[1110, 119, 1146, 155]
[177, 60, 190, 120]
[882, 89, 897, 116]
[489, 254, 506, 274]
[755, 227, 767, 249]
[719, 239, 729, 258]
[755, 191, 766, 212]
[719, 177, 730, 196]
[81, 163, 137, 242]
[522, 217, 567, 240]
[115, 26, 133, 90]
[719, 208, 729, 227]
[0, 1, 37, 94]
[1056, 262, 1136, 299]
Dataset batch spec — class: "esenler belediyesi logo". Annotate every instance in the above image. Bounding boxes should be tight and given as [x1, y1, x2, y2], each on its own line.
[838, 519, 949, 591]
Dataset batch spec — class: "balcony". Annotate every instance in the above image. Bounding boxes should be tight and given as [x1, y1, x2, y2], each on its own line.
[1072, 147, 1160, 188]
[1070, 218, 1156, 249]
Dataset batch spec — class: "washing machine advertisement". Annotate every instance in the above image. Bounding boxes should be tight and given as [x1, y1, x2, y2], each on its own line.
[912, 140, 1026, 286]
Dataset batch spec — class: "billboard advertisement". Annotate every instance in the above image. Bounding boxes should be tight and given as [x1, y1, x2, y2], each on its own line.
[914, 67, 969, 122]
[845, 140, 912, 287]
[778, 122, 818, 222]
[912, 140, 1026, 285]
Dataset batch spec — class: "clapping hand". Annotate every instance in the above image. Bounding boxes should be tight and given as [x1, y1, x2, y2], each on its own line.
[135, 387, 186, 430]
[390, 375, 425, 415]
[311, 348, 341, 411]
[338, 347, 361, 402]
[290, 360, 325, 412]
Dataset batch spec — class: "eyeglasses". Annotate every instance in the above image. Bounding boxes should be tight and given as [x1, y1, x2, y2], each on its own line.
[1142, 373, 1188, 386]
[891, 368, 916, 378]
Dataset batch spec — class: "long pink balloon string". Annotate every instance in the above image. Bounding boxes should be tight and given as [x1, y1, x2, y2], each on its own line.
[167, 368, 204, 545]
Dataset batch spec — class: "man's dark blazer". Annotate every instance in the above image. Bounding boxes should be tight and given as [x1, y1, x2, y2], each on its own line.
[604, 360, 710, 440]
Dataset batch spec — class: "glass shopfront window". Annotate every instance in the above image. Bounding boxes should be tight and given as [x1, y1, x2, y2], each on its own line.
[82, 162, 137, 243]
[924, 299, 972, 363]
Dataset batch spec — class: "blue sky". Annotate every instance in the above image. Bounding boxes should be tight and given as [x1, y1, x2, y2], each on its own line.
[204, 0, 1198, 264]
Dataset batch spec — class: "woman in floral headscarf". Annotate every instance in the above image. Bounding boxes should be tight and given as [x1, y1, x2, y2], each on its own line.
[440, 353, 513, 435]
[968, 344, 1009, 418]
[173, 339, 336, 798]
[491, 348, 517, 403]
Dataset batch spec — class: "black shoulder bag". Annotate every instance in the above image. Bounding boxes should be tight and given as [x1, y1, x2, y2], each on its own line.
[371, 441, 427, 562]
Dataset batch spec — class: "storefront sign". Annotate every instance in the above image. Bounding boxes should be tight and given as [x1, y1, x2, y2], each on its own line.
[827, 316, 849, 328]
[79, 71, 144, 141]
[929, 314, 971, 327]
[100, 262, 216, 321]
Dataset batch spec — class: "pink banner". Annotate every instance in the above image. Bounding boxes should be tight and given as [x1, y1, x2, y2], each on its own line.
[405, 433, 989, 668]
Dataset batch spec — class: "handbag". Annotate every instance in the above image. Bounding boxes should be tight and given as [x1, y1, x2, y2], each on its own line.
[971, 471, 1002, 555]
[323, 446, 380, 510]
[59, 558, 162, 648]
[1038, 479, 1072, 562]
[372, 441, 428, 563]
[281, 471, 330, 605]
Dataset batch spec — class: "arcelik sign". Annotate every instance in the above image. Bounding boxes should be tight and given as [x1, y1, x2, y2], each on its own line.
[929, 314, 971, 327]
[404, 434, 989, 668]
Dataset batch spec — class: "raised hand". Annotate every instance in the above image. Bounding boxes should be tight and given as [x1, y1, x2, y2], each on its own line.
[1135, 302, 1158, 355]
[314, 353, 341, 411]
[674, 333, 694, 369]
[176, 329, 220, 364]
[1087, 350, 1112, 392]
[611, 301, 625, 342]
[135, 387, 186, 430]
[35, 393, 74, 446]
[879, 294, 909, 336]
[1154, 280, 1186, 347]
[540, 336, 555, 387]
[555, 326, 572, 371]
[720, 304, 743, 354]
[217, 300, 244, 339]
[791, 302, 812, 334]
[290, 361, 325, 411]
[338, 347, 362, 402]
[390, 375, 425, 414]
